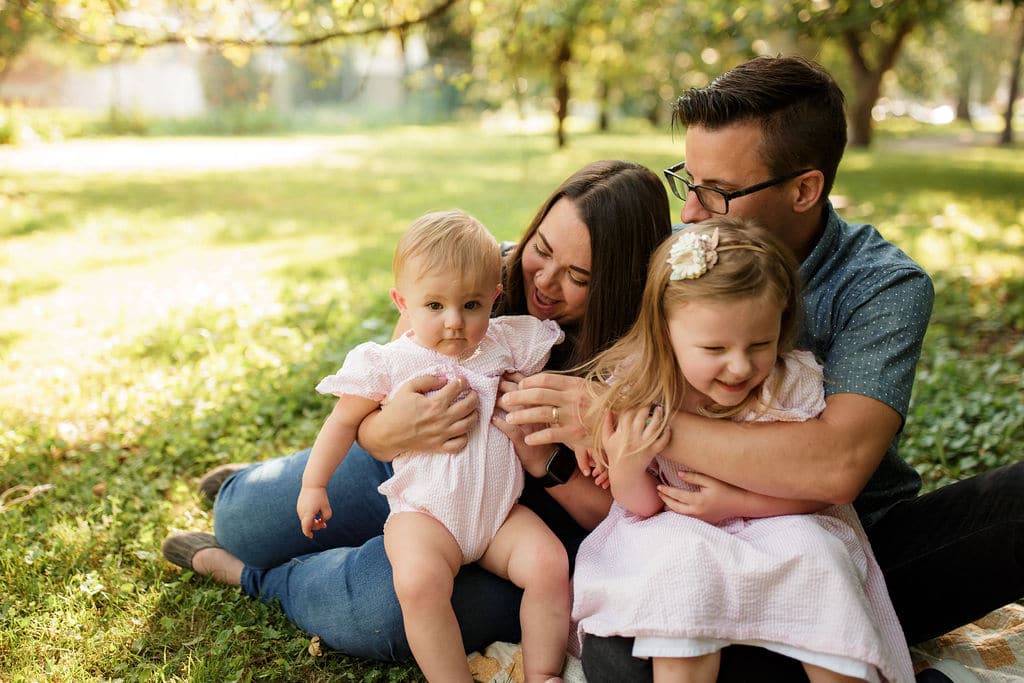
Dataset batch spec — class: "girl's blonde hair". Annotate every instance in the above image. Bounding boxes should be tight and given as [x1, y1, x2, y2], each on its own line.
[581, 216, 802, 463]
[393, 209, 501, 287]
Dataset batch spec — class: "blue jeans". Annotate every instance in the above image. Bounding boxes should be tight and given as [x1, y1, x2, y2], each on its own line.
[213, 446, 545, 660]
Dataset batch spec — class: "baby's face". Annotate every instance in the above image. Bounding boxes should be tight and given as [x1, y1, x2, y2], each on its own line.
[394, 264, 499, 359]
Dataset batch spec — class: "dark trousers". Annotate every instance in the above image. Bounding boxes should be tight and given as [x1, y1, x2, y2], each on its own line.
[580, 462, 1024, 682]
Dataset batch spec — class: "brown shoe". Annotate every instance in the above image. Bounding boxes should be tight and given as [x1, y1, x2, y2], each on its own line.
[197, 463, 250, 503]
[161, 532, 222, 571]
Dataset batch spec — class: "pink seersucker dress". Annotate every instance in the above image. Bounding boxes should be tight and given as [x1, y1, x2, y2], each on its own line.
[572, 351, 914, 683]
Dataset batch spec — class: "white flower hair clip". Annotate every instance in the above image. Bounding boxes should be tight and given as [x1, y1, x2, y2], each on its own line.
[667, 228, 720, 280]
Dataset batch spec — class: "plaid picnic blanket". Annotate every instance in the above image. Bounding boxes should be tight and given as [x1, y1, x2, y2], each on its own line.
[911, 604, 1024, 682]
[468, 604, 1024, 683]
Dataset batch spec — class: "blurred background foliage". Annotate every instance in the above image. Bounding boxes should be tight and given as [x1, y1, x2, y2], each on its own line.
[0, 0, 1023, 147]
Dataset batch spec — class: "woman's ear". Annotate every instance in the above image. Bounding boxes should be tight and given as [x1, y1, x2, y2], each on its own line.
[793, 171, 825, 214]
[390, 288, 407, 313]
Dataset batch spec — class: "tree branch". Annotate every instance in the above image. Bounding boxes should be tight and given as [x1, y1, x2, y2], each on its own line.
[32, 0, 461, 50]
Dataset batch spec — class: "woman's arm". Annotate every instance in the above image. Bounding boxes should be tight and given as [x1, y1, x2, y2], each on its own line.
[491, 412, 612, 531]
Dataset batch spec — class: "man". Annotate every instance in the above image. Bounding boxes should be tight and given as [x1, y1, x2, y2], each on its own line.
[580, 55, 1024, 682]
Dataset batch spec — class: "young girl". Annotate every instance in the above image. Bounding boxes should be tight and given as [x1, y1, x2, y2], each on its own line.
[298, 210, 568, 683]
[571, 218, 914, 683]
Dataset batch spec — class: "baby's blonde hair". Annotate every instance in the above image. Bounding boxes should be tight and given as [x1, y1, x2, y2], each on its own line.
[581, 216, 802, 464]
[393, 209, 501, 287]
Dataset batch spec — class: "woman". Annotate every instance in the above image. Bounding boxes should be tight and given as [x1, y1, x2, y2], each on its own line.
[161, 159, 672, 660]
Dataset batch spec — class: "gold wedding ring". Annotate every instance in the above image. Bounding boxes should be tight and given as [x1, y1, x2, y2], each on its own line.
[551, 406, 560, 425]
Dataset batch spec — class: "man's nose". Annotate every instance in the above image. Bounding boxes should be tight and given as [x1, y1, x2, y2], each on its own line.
[681, 191, 712, 223]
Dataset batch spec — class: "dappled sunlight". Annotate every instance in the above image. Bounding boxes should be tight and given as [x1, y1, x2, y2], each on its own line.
[1, 128, 1020, 678]
[884, 201, 1024, 278]
[0, 136, 372, 174]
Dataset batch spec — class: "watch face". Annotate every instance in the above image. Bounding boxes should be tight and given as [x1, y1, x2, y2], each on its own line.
[547, 446, 577, 484]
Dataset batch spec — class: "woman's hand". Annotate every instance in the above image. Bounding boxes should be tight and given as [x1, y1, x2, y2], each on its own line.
[491, 412, 557, 478]
[657, 471, 749, 525]
[358, 374, 479, 461]
[500, 372, 591, 454]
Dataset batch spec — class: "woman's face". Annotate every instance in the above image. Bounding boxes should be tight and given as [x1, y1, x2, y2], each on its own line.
[521, 197, 592, 325]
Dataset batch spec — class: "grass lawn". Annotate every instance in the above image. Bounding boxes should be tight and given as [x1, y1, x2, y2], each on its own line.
[0, 124, 1021, 681]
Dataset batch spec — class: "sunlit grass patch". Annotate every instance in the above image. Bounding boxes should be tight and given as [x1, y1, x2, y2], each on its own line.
[0, 126, 1020, 680]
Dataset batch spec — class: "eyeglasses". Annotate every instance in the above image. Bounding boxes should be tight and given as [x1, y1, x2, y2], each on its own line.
[663, 161, 813, 215]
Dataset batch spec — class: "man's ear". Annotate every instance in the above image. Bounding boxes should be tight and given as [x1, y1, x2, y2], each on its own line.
[793, 170, 825, 214]
[390, 288, 407, 313]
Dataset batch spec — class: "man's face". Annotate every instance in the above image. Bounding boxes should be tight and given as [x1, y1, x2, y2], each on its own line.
[680, 122, 797, 250]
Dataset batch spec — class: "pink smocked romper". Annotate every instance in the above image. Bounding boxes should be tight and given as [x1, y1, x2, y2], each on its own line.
[316, 315, 563, 562]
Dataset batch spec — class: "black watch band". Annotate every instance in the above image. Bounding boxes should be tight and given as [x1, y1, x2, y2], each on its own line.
[532, 444, 577, 488]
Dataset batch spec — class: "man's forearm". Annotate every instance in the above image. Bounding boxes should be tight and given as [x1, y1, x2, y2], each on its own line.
[663, 394, 900, 504]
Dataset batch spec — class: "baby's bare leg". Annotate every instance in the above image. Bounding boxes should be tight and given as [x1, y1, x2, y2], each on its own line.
[479, 504, 569, 683]
[652, 653, 720, 682]
[803, 663, 866, 682]
[384, 512, 469, 682]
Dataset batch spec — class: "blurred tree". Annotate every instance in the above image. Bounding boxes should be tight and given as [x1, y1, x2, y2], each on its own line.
[782, 0, 952, 147]
[15, 0, 459, 52]
[998, 0, 1024, 144]
[0, 1, 50, 81]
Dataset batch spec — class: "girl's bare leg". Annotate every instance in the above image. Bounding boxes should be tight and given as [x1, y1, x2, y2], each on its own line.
[652, 653, 720, 683]
[803, 663, 866, 683]
[479, 505, 569, 683]
[384, 512, 469, 682]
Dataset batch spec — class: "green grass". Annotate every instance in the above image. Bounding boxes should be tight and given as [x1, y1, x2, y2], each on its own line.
[0, 124, 1021, 681]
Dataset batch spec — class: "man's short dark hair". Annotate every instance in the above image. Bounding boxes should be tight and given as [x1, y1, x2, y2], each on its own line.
[672, 55, 847, 200]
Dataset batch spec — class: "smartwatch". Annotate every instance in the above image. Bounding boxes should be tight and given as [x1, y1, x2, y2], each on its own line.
[533, 444, 577, 488]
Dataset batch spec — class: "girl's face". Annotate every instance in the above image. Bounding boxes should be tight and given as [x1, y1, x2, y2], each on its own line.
[521, 197, 592, 325]
[666, 291, 782, 410]
[391, 259, 500, 359]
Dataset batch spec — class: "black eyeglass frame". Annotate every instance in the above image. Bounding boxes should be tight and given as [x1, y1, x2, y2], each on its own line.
[663, 161, 814, 215]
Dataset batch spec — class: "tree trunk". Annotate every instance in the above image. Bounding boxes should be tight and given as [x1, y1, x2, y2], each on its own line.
[999, 8, 1024, 146]
[842, 19, 915, 148]
[553, 36, 571, 148]
[956, 67, 973, 124]
[598, 77, 610, 132]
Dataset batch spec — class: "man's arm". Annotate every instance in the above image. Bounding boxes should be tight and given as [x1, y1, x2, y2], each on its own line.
[662, 393, 902, 505]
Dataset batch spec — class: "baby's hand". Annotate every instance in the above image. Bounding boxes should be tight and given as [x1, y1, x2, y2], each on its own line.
[297, 486, 331, 538]
[602, 405, 669, 466]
